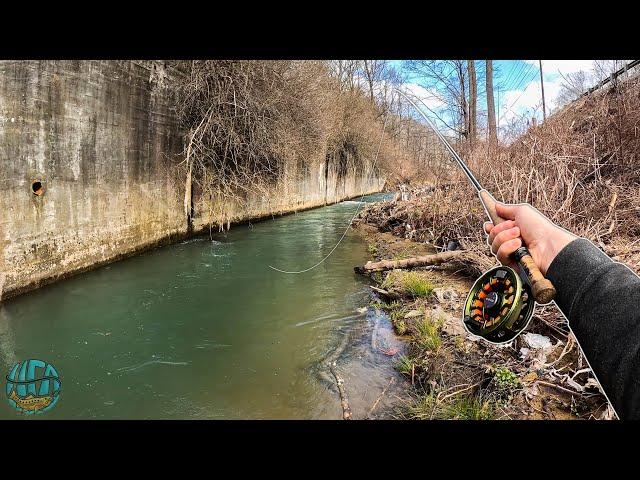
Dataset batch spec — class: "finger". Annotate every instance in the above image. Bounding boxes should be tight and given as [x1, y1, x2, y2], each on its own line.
[495, 203, 519, 221]
[491, 226, 521, 255]
[497, 237, 522, 265]
[488, 220, 517, 245]
[484, 222, 493, 234]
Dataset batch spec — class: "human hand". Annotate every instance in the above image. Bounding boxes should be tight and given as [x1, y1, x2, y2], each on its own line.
[483, 202, 577, 275]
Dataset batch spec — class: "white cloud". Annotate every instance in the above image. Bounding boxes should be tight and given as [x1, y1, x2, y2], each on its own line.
[525, 60, 594, 78]
[499, 79, 547, 125]
[401, 82, 446, 111]
[394, 82, 453, 132]
[499, 61, 597, 128]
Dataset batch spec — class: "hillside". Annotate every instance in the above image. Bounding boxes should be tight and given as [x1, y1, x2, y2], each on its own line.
[354, 70, 640, 420]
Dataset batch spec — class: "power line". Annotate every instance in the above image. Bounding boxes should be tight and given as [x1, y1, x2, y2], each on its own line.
[509, 62, 537, 94]
[497, 63, 540, 124]
[500, 62, 523, 91]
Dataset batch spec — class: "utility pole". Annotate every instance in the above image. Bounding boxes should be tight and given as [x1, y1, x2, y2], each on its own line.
[496, 87, 500, 130]
[485, 60, 497, 147]
[539, 60, 546, 122]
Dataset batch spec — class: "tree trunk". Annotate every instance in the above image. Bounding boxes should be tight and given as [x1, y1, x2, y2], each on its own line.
[467, 60, 477, 145]
[458, 62, 468, 140]
[486, 60, 497, 147]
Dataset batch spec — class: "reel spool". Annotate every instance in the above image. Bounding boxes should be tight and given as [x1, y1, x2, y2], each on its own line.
[463, 266, 535, 344]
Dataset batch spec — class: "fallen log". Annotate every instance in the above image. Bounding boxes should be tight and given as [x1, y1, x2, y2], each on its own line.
[329, 361, 352, 420]
[322, 331, 353, 420]
[355, 250, 465, 274]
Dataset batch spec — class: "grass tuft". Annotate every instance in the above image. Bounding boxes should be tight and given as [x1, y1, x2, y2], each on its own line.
[407, 393, 437, 419]
[414, 314, 443, 352]
[395, 355, 416, 376]
[381, 270, 434, 298]
[440, 394, 495, 420]
[408, 392, 495, 420]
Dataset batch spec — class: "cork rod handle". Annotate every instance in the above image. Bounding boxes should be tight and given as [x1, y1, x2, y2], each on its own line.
[478, 189, 556, 304]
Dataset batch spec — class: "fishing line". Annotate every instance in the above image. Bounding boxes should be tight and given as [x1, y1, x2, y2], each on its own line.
[268, 98, 392, 274]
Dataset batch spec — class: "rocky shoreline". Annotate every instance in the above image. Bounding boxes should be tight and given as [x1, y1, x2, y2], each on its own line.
[353, 199, 614, 420]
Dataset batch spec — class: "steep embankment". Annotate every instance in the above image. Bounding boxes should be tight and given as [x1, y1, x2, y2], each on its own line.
[352, 74, 640, 420]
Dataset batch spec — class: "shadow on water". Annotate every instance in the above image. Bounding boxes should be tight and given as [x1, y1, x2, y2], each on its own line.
[0, 193, 408, 419]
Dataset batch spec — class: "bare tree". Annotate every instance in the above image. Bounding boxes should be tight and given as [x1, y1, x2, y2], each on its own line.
[377, 64, 404, 117]
[485, 60, 497, 146]
[556, 70, 589, 107]
[362, 60, 389, 103]
[404, 60, 469, 139]
[592, 60, 622, 83]
[467, 60, 477, 144]
[329, 60, 362, 92]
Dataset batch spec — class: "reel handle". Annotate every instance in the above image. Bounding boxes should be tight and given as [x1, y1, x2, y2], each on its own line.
[478, 189, 556, 304]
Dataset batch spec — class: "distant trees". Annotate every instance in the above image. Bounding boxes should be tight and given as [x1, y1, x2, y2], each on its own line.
[404, 59, 635, 148]
[404, 60, 470, 139]
[328, 60, 398, 110]
[330, 60, 361, 92]
[592, 60, 626, 83]
[555, 61, 635, 109]
[403, 60, 488, 148]
[557, 70, 589, 107]
[362, 60, 389, 103]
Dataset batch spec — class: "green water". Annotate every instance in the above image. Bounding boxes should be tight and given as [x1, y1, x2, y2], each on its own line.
[0, 193, 404, 419]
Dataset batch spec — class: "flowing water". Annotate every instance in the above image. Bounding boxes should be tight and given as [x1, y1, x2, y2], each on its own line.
[0, 193, 407, 419]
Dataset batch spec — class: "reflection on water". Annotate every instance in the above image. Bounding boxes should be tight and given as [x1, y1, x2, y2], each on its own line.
[0, 193, 405, 419]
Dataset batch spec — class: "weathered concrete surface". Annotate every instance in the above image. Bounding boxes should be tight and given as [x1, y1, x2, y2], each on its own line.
[0, 60, 186, 300]
[191, 156, 383, 232]
[0, 60, 384, 301]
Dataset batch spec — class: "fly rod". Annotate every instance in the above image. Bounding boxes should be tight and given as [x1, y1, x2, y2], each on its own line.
[395, 88, 556, 306]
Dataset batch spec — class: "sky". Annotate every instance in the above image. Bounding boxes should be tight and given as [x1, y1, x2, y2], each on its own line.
[391, 60, 599, 135]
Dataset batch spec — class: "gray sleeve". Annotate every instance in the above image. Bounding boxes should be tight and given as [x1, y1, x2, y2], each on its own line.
[546, 238, 640, 419]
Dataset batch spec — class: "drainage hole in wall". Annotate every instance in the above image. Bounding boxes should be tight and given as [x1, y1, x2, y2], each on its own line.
[32, 181, 44, 196]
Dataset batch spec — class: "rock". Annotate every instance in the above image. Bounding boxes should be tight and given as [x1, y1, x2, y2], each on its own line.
[434, 287, 459, 303]
[404, 310, 423, 319]
[441, 315, 467, 337]
[443, 321, 466, 337]
[522, 333, 552, 350]
[522, 334, 557, 370]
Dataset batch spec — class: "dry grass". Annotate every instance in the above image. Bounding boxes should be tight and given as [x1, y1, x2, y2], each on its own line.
[360, 73, 640, 273]
[359, 74, 640, 420]
[381, 270, 434, 298]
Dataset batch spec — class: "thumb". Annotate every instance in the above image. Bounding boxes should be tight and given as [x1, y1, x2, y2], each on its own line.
[495, 202, 519, 220]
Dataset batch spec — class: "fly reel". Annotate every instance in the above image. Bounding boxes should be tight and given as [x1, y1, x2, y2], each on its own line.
[462, 266, 535, 344]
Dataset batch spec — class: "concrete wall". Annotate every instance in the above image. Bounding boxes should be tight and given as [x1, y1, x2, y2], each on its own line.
[0, 60, 383, 300]
[191, 155, 383, 232]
